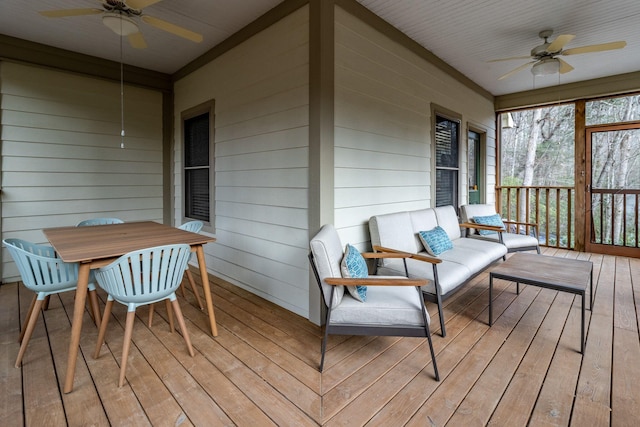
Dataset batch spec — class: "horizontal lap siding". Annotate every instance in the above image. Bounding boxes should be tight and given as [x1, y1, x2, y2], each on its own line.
[173, 6, 310, 317]
[0, 62, 163, 282]
[334, 6, 496, 249]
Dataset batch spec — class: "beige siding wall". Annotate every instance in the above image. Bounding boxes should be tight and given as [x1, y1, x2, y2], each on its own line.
[173, 6, 310, 317]
[334, 6, 496, 248]
[1, 62, 163, 282]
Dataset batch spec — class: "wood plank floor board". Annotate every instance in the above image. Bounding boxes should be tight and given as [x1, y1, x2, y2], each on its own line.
[571, 254, 616, 427]
[0, 283, 24, 427]
[610, 257, 640, 426]
[487, 290, 576, 426]
[405, 282, 543, 427]
[365, 279, 521, 427]
[445, 286, 557, 426]
[3, 249, 638, 427]
[17, 285, 67, 427]
[42, 294, 110, 427]
[176, 292, 320, 427]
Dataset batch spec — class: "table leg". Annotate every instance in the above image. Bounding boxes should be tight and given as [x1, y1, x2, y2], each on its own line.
[489, 274, 493, 326]
[196, 245, 218, 337]
[581, 292, 585, 354]
[64, 262, 91, 393]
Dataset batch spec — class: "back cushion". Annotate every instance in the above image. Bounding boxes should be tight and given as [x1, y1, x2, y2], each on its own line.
[409, 209, 438, 250]
[460, 204, 498, 235]
[369, 211, 420, 253]
[309, 224, 345, 308]
[434, 205, 462, 241]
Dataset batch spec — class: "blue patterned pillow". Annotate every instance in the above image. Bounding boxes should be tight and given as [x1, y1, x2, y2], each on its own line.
[418, 226, 453, 256]
[340, 244, 367, 302]
[472, 214, 506, 235]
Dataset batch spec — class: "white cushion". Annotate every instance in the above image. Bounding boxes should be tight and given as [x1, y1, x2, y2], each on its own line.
[434, 205, 462, 241]
[329, 284, 429, 326]
[309, 225, 345, 308]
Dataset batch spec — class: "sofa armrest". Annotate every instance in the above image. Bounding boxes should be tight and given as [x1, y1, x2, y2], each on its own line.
[460, 222, 505, 233]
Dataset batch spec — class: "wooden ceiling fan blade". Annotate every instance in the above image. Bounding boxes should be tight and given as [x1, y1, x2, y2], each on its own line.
[487, 55, 532, 63]
[546, 34, 575, 53]
[142, 15, 202, 43]
[498, 61, 536, 80]
[40, 8, 103, 18]
[562, 41, 626, 56]
[558, 58, 574, 74]
[126, 0, 163, 10]
[128, 32, 147, 49]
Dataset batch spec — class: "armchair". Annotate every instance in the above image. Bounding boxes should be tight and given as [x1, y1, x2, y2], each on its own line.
[309, 224, 439, 380]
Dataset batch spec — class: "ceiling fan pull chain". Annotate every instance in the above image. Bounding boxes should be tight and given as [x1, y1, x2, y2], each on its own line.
[120, 17, 125, 149]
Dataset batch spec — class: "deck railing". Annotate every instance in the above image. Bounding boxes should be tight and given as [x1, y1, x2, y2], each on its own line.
[496, 186, 575, 249]
[590, 188, 640, 248]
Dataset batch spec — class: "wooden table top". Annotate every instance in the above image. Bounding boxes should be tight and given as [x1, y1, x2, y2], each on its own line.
[43, 221, 216, 263]
[490, 253, 592, 291]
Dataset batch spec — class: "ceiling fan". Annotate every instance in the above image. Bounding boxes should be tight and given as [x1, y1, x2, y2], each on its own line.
[39, 0, 203, 49]
[490, 30, 626, 80]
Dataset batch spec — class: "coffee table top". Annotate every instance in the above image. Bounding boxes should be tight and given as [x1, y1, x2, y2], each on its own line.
[490, 253, 592, 292]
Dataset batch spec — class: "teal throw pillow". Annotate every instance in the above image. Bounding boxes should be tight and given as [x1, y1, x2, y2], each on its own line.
[418, 226, 453, 256]
[340, 244, 368, 302]
[472, 214, 506, 235]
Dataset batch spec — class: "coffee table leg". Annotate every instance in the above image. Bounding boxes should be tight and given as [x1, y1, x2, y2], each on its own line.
[489, 274, 493, 326]
[581, 292, 585, 354]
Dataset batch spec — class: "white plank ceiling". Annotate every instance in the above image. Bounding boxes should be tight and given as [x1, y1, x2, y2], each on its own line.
[0, 0, 638, 96]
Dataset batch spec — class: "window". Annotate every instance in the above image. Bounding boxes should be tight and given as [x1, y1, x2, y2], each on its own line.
[182, 101, 214, 227]
[434, 114, 460, 208]
[468, 129, 483, 204]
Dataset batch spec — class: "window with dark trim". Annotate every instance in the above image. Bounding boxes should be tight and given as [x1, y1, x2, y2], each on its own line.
[182, 101, 214, 227]
[435, 114, 460, 208]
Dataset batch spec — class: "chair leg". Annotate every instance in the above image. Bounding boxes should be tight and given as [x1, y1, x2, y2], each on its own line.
[43, 295, 51, 311]
[436, 294, 446, 337]
[426, 327, 440, 381]
[119, 310, 136, 387]
[165, 299, 175, 333]
[88, 290, 102, 329]
[94, 299, 114, 359]
[19, 294, 38, 343]
[15, 299, 45, 368]
[148, 304, 155, 327]
[185, 270, 204, 310]
[170, 299, 194, 357]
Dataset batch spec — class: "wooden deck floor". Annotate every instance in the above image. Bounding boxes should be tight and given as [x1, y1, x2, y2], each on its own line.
[1, 248, 639, 426]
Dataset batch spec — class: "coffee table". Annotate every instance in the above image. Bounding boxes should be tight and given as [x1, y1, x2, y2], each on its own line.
[489, 253, 593, 353]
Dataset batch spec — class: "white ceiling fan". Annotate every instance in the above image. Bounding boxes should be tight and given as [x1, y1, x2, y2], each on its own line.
[490, 29, 626, 80]
[39, 0, 203, 49]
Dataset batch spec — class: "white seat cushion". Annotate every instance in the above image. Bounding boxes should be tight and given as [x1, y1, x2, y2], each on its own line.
[330, 284, 428, 326]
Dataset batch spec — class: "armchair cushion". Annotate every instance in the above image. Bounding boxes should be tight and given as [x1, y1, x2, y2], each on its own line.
[340, 244, 368, 302]
[329, 284, 427, 326]
[472, 214, 506, 235]
[419, 226, 453, 256]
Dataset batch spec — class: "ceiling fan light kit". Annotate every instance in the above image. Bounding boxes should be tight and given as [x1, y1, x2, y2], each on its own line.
[102, 13, 139, 36]
[531, 58, 560, 76]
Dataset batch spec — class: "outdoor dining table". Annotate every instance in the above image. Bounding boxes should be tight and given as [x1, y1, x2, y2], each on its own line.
[43, 221, 217, 393]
